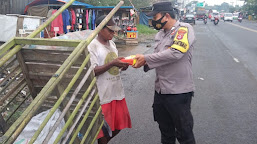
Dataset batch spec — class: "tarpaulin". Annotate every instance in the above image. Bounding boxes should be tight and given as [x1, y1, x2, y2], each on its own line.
[24, 0, 92, 13]
[0, 15, 18, 42]
[139, 12, 152, 26]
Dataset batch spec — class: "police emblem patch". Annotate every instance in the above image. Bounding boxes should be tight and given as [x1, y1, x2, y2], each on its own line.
[176, 29, 187, 40]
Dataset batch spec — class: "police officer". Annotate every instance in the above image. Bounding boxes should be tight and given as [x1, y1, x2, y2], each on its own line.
[133, 1, 196, 144]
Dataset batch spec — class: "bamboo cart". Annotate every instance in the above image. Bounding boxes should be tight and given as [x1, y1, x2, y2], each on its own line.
[0, 1, 125, 144]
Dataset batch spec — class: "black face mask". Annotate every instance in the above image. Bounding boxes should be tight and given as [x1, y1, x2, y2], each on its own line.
[152, 15, 167, 30]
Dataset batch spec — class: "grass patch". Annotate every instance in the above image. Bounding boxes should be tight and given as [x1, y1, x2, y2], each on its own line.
[136, 24, 157, 35]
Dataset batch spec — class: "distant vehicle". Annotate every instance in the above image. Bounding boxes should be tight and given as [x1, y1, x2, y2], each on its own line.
[211, 12, 219, 21]
[224, 13, 233, 22]
[233, 13, 239, 20]
[220, 13, 224, 20]
[196, 7, 206, 20]
[184, 13, 195, 25]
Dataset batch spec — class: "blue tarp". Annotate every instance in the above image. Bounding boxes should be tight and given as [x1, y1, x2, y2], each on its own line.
[139, 12, 152, 26]
[87, 6, 133, 9]
[25, 0, 92, 12]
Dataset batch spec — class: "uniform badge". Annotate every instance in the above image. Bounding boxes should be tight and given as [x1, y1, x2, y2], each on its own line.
[176, 29, 187, 40]
[171, 30, 176, 35]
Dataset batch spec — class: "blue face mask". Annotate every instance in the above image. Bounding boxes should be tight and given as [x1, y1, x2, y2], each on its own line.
[152, 15, 167, 30]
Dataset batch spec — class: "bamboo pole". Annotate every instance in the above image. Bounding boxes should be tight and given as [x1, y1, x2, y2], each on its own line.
[0, 38, 15, 56]
[0, 0, 76, 68]
[91, 120, 104, 144]
[14, 37, 82, 47]
[69, 94, 99, 144]
[28, 54, 90, 144]
[53, 78, 97, 144]
[1, 1, 124, 143]
[62, 88, 96, 144]
[43, 66, 95, 143]
[80, 107, 102, 144]
[1, 0, 77, 143]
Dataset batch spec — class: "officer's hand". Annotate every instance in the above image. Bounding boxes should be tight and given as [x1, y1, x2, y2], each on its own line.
[133, 54, 146, 68]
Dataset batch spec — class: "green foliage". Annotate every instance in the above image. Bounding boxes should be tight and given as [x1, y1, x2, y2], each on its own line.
[77, 0, 174, 9]
[243, 0, 257, 15]
[136, 24, 157, 34]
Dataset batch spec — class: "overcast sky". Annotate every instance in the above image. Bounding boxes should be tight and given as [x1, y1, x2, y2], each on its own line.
[200, 0, 244, 6]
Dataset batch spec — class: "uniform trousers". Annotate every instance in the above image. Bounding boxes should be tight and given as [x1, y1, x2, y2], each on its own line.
[153, 91, 195, 144]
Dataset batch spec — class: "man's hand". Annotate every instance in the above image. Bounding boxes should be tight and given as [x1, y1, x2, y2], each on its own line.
[112, 57, 129, 69]
[133, 54, 146, 68]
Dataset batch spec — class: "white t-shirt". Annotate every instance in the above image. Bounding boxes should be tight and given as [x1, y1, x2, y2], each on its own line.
[87, 38, 125, 105]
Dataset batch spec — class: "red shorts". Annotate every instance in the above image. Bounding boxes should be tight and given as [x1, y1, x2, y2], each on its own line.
[97, 98, 132, 139]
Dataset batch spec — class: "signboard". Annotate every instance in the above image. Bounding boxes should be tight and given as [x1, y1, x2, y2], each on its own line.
[127, 31, 138, 39]
[197, 2, 204, 7]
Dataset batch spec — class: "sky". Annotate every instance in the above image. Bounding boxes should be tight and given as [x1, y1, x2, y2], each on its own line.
[198, 0, 245, 6]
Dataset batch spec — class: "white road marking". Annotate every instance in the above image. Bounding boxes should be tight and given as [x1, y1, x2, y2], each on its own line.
[233, 58, 240, 63]
[227, 22, 257, 33]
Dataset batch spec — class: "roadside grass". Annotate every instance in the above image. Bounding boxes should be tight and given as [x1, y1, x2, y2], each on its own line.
[137, 24, 157, 35]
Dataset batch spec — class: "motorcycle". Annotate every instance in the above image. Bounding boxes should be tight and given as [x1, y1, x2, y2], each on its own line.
[214, 17, 219, 25]
[204, 17, 207, 24]
[238, 17, 242, 23]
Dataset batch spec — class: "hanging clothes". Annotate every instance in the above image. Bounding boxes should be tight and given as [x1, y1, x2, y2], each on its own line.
[51, 9, 64, 34]
[88, 9, 92, 30]
[62, 9, 70, 34]
[70, 9, 76, 30]
[86, 10, 89, 30]
[92, 9, 96, 30]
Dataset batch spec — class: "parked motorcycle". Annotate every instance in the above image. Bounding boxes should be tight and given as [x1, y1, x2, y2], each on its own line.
[238, 17, 242, 23]
[214, 17, 219, 25]
[204, 17, 207, 24]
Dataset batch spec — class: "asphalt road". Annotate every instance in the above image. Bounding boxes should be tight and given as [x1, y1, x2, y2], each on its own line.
[109, 19, 257, 144]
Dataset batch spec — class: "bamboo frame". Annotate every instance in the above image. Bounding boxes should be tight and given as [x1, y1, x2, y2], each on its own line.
[0, 1, 125, 143]
[69, 94, 100, 144]
[14, 38, 81, 47]
[61, 88, 96, 144]
[29, 54, 91, 144]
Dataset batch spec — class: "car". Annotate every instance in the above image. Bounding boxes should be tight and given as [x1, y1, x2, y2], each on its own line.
[233, 13, 239, 20]
[224, 13, 233, 22]
[183, 13, 195, 25]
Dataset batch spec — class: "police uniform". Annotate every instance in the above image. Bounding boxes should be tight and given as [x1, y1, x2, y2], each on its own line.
[144, 2, 196, 144]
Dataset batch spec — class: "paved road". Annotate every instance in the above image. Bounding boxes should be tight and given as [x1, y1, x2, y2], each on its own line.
[109, 20, 257, 144]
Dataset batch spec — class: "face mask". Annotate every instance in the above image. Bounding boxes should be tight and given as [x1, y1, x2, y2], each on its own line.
[152, 15, 167, 30]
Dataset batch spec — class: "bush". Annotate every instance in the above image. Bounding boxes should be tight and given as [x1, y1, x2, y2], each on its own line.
[136, 24, 157, 35]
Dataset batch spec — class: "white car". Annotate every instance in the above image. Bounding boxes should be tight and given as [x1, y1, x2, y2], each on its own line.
[224, 13, 233, 22]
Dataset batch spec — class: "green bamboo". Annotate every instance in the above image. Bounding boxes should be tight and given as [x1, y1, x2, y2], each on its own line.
[28, 54, 90, 144]
[80, 107, 102, 144]
[0, 38, 15, 56]
[1, 0, 124, 143]
[3, 40, 85, 144]
[91, 120, 104, 144]
[1, 0, 77, 143]
[69, 94, 99, 144]
[0, 45, 22, 68]
[14, 37, 81, 47]
[53, 78, 96, 144]
[0, 56, 16, 74]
